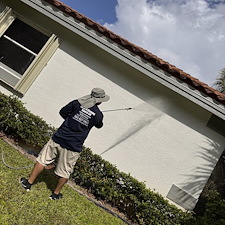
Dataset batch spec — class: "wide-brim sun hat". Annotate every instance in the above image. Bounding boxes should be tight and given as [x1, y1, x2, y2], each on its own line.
[78, 88, 110, 108]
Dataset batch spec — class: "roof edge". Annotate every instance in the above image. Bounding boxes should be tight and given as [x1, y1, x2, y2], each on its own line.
[19, 0, 225, 113]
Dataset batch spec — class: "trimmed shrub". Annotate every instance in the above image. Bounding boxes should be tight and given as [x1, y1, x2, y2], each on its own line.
[74, 148, 194, 225]
[194, 181, 225, 225]
[0, 92, 55, 148]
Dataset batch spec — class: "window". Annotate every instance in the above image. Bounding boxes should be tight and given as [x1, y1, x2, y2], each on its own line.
[0, 7, 59, 94]
[0, 18, 49, 75]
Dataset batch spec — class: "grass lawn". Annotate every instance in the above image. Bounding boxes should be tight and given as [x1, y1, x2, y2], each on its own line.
[0, 139, 126, 225]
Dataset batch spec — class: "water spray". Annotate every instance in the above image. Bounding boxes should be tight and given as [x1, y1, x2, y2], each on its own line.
[102, 107, 132, 112]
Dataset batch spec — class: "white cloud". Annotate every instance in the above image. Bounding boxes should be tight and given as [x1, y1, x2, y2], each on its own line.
[104, 0, 225, 86]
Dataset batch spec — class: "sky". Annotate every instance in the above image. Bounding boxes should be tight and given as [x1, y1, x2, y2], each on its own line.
[60, 0, 225, 87]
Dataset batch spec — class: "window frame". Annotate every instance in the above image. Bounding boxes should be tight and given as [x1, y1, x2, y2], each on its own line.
[0, 6, 60, 94]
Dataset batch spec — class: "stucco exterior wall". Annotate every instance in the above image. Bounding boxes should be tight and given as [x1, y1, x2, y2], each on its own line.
[0, 0, 225, 209]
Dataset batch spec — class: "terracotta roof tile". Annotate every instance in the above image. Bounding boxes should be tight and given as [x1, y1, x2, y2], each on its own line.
[43, 0, 225, 105]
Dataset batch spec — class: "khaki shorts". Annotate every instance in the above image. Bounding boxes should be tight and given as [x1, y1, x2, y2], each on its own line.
[36, 139, 80, 179]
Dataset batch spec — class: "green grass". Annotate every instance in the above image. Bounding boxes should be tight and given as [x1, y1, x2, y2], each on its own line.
[0, 139, 126, 225]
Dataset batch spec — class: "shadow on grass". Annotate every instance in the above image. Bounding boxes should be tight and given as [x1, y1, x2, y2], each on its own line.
[31, 167, 59, 193]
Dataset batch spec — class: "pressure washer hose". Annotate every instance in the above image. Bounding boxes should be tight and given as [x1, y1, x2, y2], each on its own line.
[1, 149, 34, 169]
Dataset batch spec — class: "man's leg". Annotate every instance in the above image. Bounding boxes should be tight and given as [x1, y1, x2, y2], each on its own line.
[54, 177, 68, 194]
[20, 139, 56, 191]
[50, 149, 80, 200]
[20, 162, 45, 191]
[29, 139, 58, 184]
[49, 177, 67, 200]
[28, 162, 45, 184]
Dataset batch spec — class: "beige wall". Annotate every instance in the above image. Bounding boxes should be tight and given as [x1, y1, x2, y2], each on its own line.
[0, 0, 225, 209]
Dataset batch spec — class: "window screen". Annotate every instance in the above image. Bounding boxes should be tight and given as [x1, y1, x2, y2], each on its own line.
[0, 18, 49, 75]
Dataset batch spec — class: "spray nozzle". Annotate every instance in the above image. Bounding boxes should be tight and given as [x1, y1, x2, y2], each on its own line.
[102, 107, 132, 112]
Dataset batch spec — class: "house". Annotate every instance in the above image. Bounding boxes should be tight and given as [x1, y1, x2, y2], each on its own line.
[0, 0, 225, 210]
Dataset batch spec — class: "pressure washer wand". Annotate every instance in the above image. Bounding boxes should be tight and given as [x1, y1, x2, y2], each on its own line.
[102, 108, 132, 112]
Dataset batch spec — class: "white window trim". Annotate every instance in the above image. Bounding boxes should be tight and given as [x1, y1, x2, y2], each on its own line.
[0, 6, 60, 94]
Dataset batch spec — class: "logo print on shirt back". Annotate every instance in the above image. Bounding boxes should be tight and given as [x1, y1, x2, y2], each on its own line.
[72, 107, 96, 126]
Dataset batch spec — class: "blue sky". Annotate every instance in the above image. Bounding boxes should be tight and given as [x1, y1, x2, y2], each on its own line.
[59, 0, 225, 86]
[60, 0, 118, 24]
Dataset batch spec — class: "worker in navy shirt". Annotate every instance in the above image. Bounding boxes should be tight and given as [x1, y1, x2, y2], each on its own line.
[20, 88, 109, 200]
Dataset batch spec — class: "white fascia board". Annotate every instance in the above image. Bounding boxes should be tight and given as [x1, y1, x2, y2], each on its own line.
[21, 0, 225, 120]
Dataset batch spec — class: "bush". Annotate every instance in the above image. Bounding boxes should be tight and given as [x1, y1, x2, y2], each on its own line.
[196, 199, 225, 225]
[0, 93, 55, 148]
[74, 148, 194, 225]
[194, 181, 225, 225]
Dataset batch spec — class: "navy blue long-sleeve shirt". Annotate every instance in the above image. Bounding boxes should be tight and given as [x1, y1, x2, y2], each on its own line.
[52, 100, 103, 152]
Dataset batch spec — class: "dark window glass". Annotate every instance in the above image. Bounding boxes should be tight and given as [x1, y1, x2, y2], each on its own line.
[0, 18, 49, 75]
[0, 37, 35, 74]
[4, 18, 49, 54]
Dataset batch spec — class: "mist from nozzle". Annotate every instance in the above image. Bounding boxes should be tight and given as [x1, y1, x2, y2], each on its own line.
[131, 97, 169, 114]
[100, 111, 162, 155]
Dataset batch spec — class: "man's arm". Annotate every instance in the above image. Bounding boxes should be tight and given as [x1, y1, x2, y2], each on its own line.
[59, 100, 76, 119]
[94, 111, 104, 128]
[95, 121, 103, 129]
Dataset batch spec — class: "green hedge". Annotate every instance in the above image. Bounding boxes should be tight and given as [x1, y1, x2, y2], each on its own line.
[194, 181, 225, 225]
[74, 148, 194, 224]
[0, 93, 55, 148]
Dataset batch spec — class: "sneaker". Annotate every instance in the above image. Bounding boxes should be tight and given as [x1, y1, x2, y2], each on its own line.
[20, 177, 32, 191]
[49, 193, 63, 200]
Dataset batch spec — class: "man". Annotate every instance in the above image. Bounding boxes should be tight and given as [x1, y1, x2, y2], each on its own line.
[20, 88, 109, 200]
